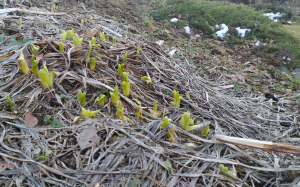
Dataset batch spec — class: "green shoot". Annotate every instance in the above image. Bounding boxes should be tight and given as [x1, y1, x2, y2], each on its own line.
[31, 55, 39, 78]
[59, 41, 64, 52]
[123, 72, 129, 82]
[123, 52, 127, 63]
[19, 17, 22, 26]
[180, 112, 198, 131]
[78, 90, 86, 106]
[113, 36, 116, 43]
[73, 34, 83, 46]
[95, 94, 105, 107]
[136, 105, 145, 120]
[110, 85, 120, 105]
[136, 46, 141, 60]
[8, 96, 14, 112]
[53, 4, 56, 11]
[161, 116, 173, 129]
[30, 44, 39, 54]
[117, 100, 125, 120]
[141, 76, 152, 86]
[118, 64, 124, 77]
[18, 52, 29, 74]
[81, 20, 84, 25]
[39, 66, 55, 88]
[122, 80, 132, 97]
[86, 43, 92, 62]
[220, 164, 236, 178]
[150, 100, 161, 117]
[105, 35, 109, 41]
[164, 160, 175, 174]
[90, 16, 93, 21]
[99, 32, 105, 41]
[90, 58, 96, 70]
[66, 29, 74, 38]
[166, 126, 176, 143]
[201, 126, 212, 137]
[91, 37, 100, 46]
[171, 90, 182, 108]
[61, 30, 67, 41]
[82, 108, 99, 118]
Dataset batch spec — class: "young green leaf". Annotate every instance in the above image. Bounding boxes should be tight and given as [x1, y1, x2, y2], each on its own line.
[8, 96, 14, 112]
[30, 44, 39, 54]
[73, 34, 83, 46]
[91, 37, 100, 46]
[78, 90, 86, 106]
[44, 115, 52, 124]
[66, 29, 74, 38]
[121, 81, 132, 97]
[201, 126, 212, 137]
[170, 90, 182, 108]
[61, 30, 67, 41]
[82, 108, 99, 118]
[113, 36, 116, 43]
[117, 100, 125, 120]
[95, 94, 105, 107]
[136, 105, 145, 120]
[220, 164, 236, 178]
[110, 85, 120, 105]
[18, 52, 29, 74]
[90, 16, 93, 21]
[59, 41, 64, 52]
[118, 64, 124, 77]
[90, 57, 96, 70]
[81, 20, 84, 25]
[161, 116, 173, 129]
[19, 17, 22, 26]
[180, 112, 198, 131]
[31, 55, 39, 78]
[52, 119, 62, 128]
[166, 126, 176, 143]
[123, 52, 128, 63]
[60, 94, 69, 99]
[99, 32, 106, 41]
[141, 76, 152, 86]
[38, 66, 55, 88]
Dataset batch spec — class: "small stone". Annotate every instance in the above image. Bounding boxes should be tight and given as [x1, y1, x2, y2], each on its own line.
[278, 66, 289, 73]
[280, 122, 292, 127]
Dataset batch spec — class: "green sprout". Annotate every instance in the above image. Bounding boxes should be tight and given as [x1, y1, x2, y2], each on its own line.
[141, 76, 152, 86]
[73, 34, 83, 46]
[86, 43, 92, 62]
[90, 16, 93, 21]
[39, 66, 55, 88]
[150, 100, 161, 117]
[81, 20, 84, 25]
[18, 52, 29, 74]
[66, 29, 74, 38]
[201, 126, 212, 137]
[78, 90, 86, 106]
[110, 85, 120, 105]
[90, 58, 96, 70]
[220, 164, 236, 178]
[136, 105, 145, 120]
[82, 108, 99, 118]
[8, 96, 14, 112]
[56, 5, 58, 10]
[61, 30, 67, 41]
[99, 32, 105, 41]
[91, 37, 100, 46]
[31, 55, 39, 78]
[105, 35, 109, 41]
[59, 41, 64, 52]
[180, 112, 198, 131]
[123, 72, 129, 82]
[113, 36, 116, 43]
[136, 46, 141, 60]
[19, 17, 22, 26]
[123, 52, 127, 63]
[118, 64, 124, 77]
[95, 94, 105, 107]
[122, 79, 132, 97]
[166, 126, 176, 143]
[160, 116, 173, 129]
[117, 100, 125, 120]
[171, 90, 182, 108]
[30, 44, 39, 54]
[53, 4, 56, 11]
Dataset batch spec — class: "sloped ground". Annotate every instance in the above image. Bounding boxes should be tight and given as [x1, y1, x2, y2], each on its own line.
[0, 1, 300, 187]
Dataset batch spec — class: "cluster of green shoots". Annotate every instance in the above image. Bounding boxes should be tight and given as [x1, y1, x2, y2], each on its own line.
[121, 72, 132, 97]
[18, 51, 56, 89]
[77, 89, 102, 118]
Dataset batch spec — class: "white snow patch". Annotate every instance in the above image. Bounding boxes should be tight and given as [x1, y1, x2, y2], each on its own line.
[255, 41, 260, 46]
[196, 34, 201, 38]
[235, 27, 251, 38]
[283, 56, 286, 59]
[215, 24, 228, 37]
[184, 26, 191, 34]
[170, 18, 178, 23]
[287, 58, 291, 61]
[263, 12, 284, 22]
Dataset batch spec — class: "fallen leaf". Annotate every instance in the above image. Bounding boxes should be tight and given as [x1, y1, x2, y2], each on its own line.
[24, 111, 38, 128]
[76, 125, 99, 150]
[0, 162, 15, 172]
